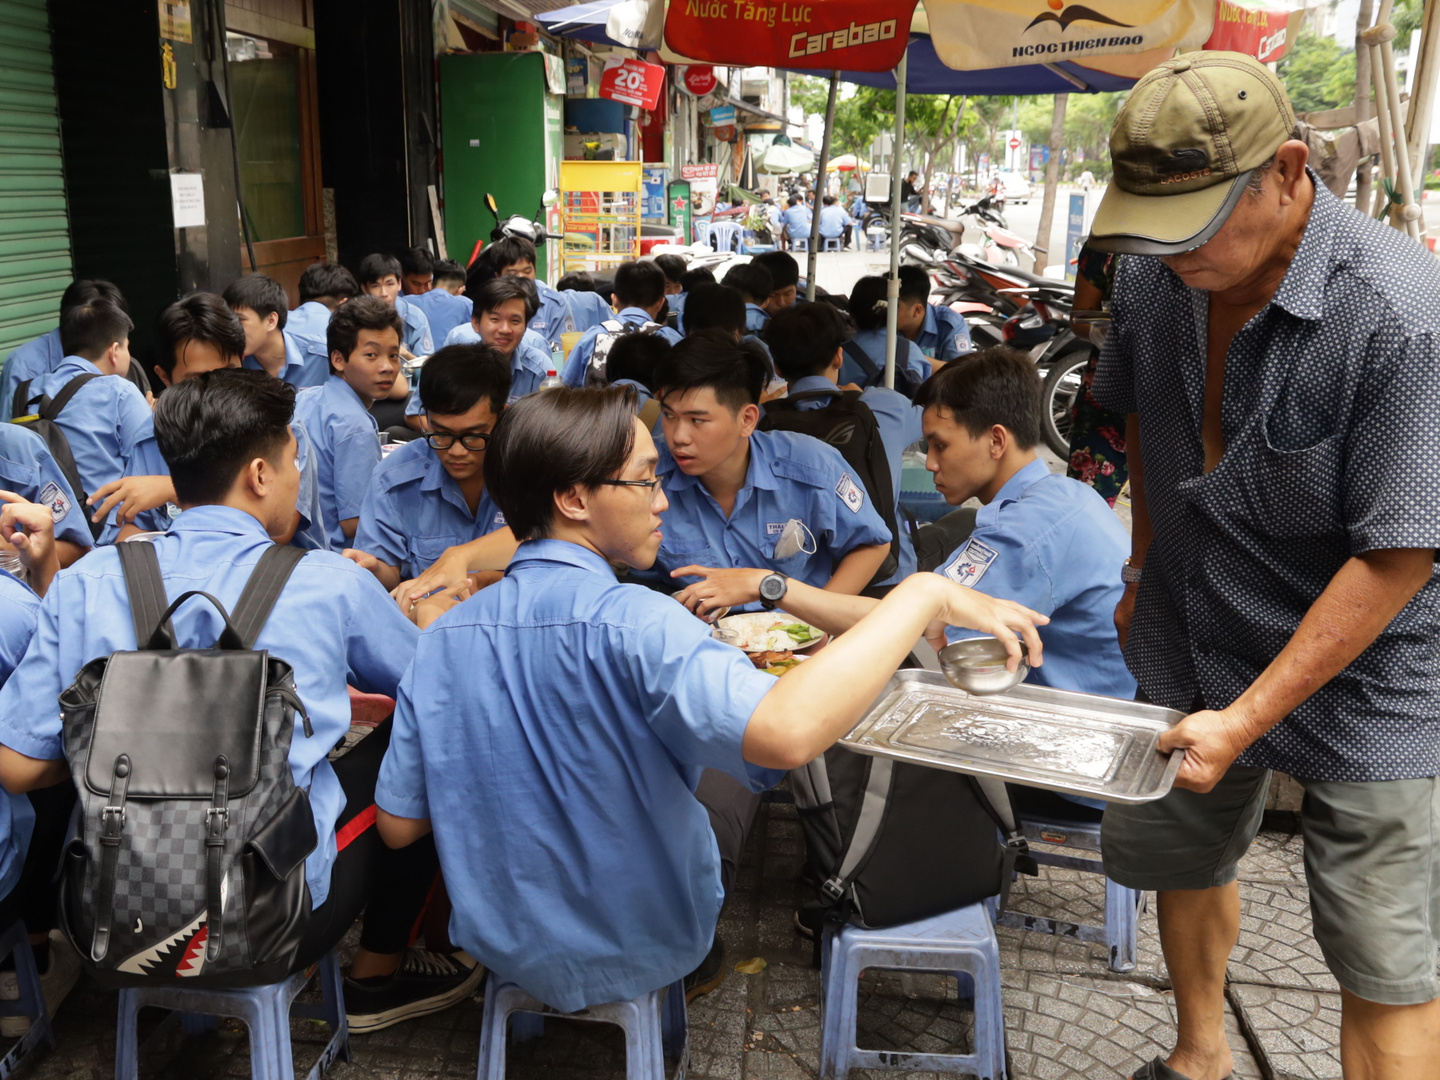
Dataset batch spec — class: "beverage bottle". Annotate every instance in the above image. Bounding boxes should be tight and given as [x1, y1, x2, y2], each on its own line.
[539, 369, 565, 390]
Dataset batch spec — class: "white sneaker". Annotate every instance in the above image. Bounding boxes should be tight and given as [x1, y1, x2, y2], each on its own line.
[0, 930, 81, 1036]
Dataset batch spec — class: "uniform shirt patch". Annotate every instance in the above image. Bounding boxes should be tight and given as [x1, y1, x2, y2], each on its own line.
[834, 474, 865, 514]
[765, 521, 786, 536]
[944, 538, 999, 588]
[493, 511, 507, 527]
[37, 481, 69, 522]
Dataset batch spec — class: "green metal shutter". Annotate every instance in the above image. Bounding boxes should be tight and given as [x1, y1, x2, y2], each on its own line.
[0, 0, 73, 355]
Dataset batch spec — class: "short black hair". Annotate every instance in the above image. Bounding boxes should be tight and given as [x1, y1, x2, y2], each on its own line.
[849, 275, 889, 331]
[60, 279, 127, 318]
[763, 302, 851, 382]
[653, 254, 686, 284]
[298, 262, 358, 303]
[432, 259, 466, 287]
[681, 284, 746, 337]
[473, 275, 536, 321]
[612, 260, 665, 309]
[484, 386, 638, 541]
[327, 295, 403, 368]
[823, 195, 836, 206]
[417, 344, 511, 417]
[679, 267, 715, 293]
[465, 247, 501, 294]
[654, 329, 767, 412]
[557, 270, 596, 293]
[223, 273, 289, 331]
[913, 346, 1042, 449]
[787, 194, 800, 207]
[155, 294, 247, 375]
[400, 246, 435, 277]
[752, 250, 799, 290]
[60, 297, 133, 360]
[490, 236, 539, 272]
[357, 253, 403, 286]
[606, 333, 671, 392]
[153, 368, 295, 505]
[897, 264, 932, 305]
[721, 262, 773, 305]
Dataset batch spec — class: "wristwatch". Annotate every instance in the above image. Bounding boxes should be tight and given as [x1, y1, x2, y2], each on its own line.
[759, 572, 789, 611]
[1121, 559, 1143, 586]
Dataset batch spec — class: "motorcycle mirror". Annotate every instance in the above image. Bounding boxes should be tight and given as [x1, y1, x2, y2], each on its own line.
[485, 193, 498, 215]
[540, 190, 558, 208]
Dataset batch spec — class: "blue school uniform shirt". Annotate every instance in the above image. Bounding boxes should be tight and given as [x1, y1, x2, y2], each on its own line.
[286, 301, 332, 345]
[0, 328, 64, 422]
[375, 539, 780, 1011]
[99, 415, 329, 550]
[781, 204, 812, 239]
[410, 289, 473, 346]
[21, 356, 152, 499]
[0, 424, 91, 550]
[353, 438, 506, 577]
[393, 296, 434, 356]
[941, 457, 1135, 701]
[843, 330, 930, 391]
[560, 308, 681, 388]
[0, 571, 40, 902]
[744, 303, 769, 334]
[818, 205, 851, 238]
[786, 375, 923, 580]
[241, 330, 329, 389]
[0, 506, 417, 907]
[913, 304, 974, 362]
[293, 377, 382, 549]
[638, 428, 892, 599]
[528, 281, 613, 351]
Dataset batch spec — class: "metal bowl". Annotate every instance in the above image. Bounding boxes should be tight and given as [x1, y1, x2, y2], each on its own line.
[938, 636, 1029, 695]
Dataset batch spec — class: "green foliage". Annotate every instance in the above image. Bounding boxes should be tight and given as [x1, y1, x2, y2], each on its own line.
[789, 75, 887, 161]
[1393, 0, 1423, 51]
[1278, 32, 1357, 114]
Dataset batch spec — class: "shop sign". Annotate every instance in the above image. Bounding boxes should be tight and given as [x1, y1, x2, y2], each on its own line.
[599, 56, 666, 110]
[665, 0, 917, 71]
[680, 64, 719, 96]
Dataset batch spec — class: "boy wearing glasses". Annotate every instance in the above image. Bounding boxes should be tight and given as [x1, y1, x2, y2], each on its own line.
[347, 346, 512, 590]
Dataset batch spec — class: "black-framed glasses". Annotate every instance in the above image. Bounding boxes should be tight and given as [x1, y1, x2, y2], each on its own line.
[598, 477, 663, 494]
[425, 432, 490, 451]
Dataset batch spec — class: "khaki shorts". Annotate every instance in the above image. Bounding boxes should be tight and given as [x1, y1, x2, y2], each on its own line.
[1102, 766, 1440, 1006]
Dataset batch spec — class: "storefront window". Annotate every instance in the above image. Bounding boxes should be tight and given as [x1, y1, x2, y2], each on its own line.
[226, 32, 304, 242]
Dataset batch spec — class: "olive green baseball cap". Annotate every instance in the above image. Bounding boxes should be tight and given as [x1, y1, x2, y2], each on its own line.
[1089, 51, 1298, 256]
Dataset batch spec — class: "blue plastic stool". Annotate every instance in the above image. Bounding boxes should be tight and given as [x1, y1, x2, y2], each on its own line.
[0, 921, 53, 1078]
[819, 903, 1005, 1080]
[477, 974, 687, 1080]
[822, 236, 843, 251]
[995, 791, 1141, 972]
[114, 950, 350, 1080]
[790, 236, 809, 252]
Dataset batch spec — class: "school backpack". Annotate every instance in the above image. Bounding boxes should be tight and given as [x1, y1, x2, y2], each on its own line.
[584, 319, 663, 388]
[12, 374, 105, 541]
[758, 389, 899, 586]
[59, 541, 319, 988]
[791, 740, 1036, 938]
[841, 338, 925, 399]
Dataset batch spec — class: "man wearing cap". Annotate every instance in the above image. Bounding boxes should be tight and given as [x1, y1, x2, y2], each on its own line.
[1088, 52, 1440, 1080]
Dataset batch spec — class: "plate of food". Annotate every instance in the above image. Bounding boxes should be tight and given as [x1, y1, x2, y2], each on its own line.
[750, 651, 811, 677]
[715, 612, 826, 654]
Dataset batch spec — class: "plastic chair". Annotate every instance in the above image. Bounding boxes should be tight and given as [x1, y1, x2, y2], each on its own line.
[819, 904, 1005, 1080]
[0, 920, 54, 1076]
[477, 974, 687, 1080]
[115, 950, 350, 1080]
[708, 221, 740, 253]
[866, 229, 888, 252]
[822, 236, 843, 252]
[994, 787, 1141, 972]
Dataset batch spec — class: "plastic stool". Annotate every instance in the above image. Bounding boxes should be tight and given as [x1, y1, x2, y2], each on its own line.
[115, 950, 350, 1080]
[790, 236, 809, 252]
[822, 236, 843, 251]
[867, 230, 887, 252]
[995, 789, 1141, 972]
[819, 904, 1005, 1080]
[0, 921, 54, 1077]
[477, 974, 687, 1080]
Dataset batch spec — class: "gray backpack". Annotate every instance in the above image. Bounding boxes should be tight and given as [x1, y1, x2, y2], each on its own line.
[59, 542, 319, 988]
[585, 318, 662, 387]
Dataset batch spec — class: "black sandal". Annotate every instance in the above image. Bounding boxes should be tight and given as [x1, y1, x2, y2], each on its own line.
[1133, 1057, 1234, 1080]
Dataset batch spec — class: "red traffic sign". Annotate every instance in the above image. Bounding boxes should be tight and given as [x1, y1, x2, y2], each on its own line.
[680, 65, 718, 97]
[1009, 137, 1022, 150]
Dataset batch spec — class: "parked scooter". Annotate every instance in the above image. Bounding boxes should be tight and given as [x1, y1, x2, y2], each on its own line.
[484, 190, 562, 245]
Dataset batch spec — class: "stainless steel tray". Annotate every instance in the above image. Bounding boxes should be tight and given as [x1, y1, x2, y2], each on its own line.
[841, 670, 1185, 804]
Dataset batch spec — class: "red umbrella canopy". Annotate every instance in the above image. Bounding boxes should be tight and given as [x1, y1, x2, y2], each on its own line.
[664, 0, 921, 71]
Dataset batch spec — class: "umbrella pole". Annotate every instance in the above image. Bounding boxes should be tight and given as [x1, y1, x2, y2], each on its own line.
[807, 72, 840, 302]
[885, 50, 908, 391]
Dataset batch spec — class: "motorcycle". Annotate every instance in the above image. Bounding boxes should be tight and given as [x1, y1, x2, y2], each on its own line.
[484, 190, 562, 246]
